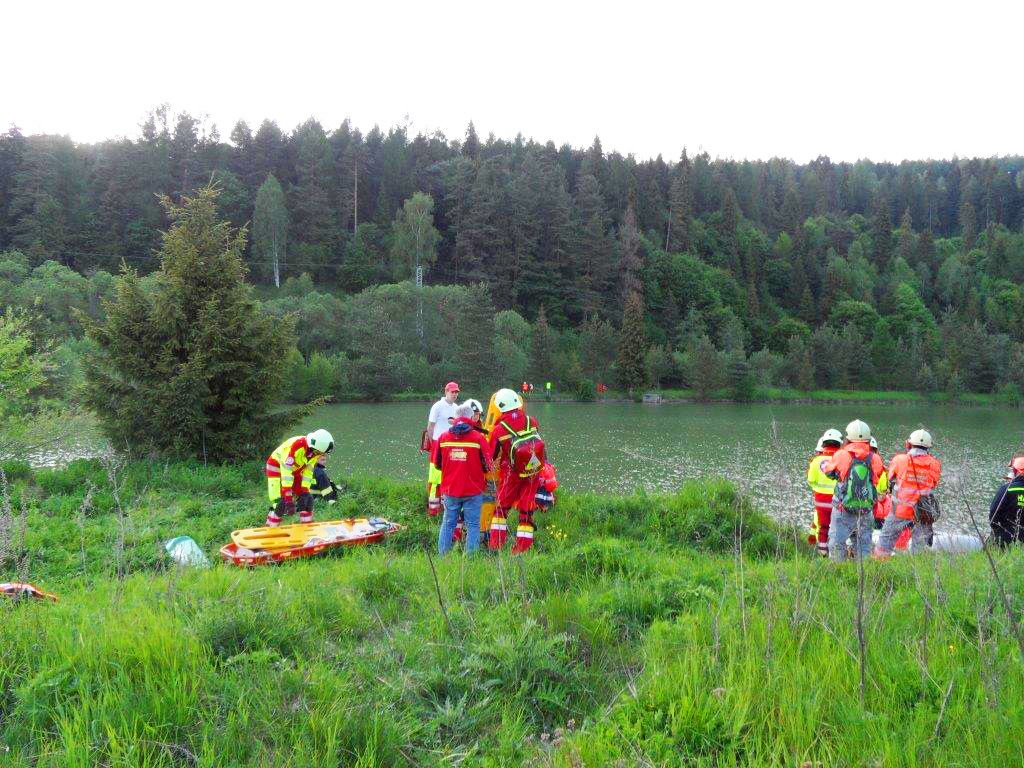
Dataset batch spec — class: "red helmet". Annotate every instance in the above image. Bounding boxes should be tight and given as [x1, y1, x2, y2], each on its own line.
[1007, 456, 1024, 479]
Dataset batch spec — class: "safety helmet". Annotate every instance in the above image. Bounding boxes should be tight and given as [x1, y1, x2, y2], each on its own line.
[845, 420, 871, 442]
[494, 388, 523, 413]
[908, 429, 932, 449]
[1007, 456, 1024, 479]
[821, 428, 843, 446]
[465, 398, 483, 414]
[306, 428, 335, 454]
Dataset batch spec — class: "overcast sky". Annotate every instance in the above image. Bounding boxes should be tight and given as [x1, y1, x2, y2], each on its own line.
[6, 0, 1021, 164]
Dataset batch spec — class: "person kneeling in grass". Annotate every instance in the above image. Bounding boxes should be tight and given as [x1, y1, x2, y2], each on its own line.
[433, 403, 492, 554]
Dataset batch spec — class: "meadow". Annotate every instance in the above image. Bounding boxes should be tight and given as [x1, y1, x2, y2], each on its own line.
[1, 459, 1022, 767]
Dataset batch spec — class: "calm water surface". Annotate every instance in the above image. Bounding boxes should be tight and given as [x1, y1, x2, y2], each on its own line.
[299, 401, 1024, 533]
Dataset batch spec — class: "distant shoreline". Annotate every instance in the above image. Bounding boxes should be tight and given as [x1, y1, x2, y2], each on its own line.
[302, 388, 1018, 409]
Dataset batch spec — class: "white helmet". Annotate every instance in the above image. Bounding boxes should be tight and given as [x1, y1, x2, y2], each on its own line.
[465, 398, 483, 414]
[845, 420, 871, 442]
[493, 388, 523, 413]
[821, 428, 843, 445]
[908, 428, 932, 448]
[306, 428, 335, 454]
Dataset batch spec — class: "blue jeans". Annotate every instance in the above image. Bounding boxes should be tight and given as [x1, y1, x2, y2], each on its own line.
[439, 494, 482, 554]
[829, 508, 873, 561]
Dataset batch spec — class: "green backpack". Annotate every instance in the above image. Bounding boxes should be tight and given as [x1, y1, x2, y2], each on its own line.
[840, 455, 877, 513]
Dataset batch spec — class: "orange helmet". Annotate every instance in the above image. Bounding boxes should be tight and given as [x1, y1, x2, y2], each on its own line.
[1007, 456, 1024, 479]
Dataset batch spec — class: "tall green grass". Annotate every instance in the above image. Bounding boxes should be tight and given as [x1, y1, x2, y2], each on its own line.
[2, 461, 1023, 766]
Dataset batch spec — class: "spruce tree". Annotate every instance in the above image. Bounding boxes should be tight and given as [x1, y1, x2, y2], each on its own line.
[83, 186, 293, 461]
[462, 121, 480, 160]
[616, 291, 647, 391]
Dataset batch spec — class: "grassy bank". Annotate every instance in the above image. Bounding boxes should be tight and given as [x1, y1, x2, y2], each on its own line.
[2, 461, 1023, 766]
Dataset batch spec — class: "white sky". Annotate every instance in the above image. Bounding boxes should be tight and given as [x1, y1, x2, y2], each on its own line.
[5, 0, 1022, 164]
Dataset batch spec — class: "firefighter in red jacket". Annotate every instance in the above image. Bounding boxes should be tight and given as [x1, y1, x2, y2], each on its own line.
[433, 403, 492, 554]
[487, 388, 546, 553]
[263, 429, 335, 527]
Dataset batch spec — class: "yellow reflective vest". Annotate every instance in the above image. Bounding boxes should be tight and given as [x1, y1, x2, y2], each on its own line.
[265, 435, 318, 491]
[807, 452, 838, 495]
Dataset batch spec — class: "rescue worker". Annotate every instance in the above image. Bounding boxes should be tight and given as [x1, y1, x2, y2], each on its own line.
[487, 387, 546, 553]
[875, 429, 941, 556]
[807, 428, 843, 557]
[451, 398, 486, 544]
[425, 382, 461, 516]
[310, 454, 342, 505]
[823, 420, 888, 561]
[264, 429, 335, 527]
[988, 456, 1024, 547]
[433, 403, 492, 554]
[869, 437, 892, 531]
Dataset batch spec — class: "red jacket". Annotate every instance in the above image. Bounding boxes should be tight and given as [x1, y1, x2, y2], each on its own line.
[433, 418, 492, 497]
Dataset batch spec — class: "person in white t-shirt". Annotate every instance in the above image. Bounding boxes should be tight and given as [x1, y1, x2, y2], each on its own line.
[425, 382, 460, 515]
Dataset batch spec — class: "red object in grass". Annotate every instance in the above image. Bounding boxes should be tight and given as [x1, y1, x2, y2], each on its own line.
[1, 582, 58, 602]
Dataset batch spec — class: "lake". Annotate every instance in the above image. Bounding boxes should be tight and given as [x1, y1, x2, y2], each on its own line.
[297, 400, 1024, 534]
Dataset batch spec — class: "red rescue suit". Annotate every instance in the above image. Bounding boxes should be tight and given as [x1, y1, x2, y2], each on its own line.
[488, 409, 545, 553]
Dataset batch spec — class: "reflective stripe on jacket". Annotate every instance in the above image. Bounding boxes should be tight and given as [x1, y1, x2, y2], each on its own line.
[888, 449, 941, 520]
[807, 450, 838, 495]
[265, 435, 317, 491]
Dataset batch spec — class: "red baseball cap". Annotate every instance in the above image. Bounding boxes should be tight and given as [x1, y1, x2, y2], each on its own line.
[445, 381, 460, 392]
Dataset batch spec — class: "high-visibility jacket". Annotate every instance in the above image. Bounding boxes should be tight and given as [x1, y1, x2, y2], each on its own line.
[265, 435, 318, 493]
[888, 449, 941, 521]
[808, 449, 838, 491]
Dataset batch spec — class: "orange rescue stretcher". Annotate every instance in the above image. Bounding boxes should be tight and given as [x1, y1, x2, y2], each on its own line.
[219, 517, 404, 567]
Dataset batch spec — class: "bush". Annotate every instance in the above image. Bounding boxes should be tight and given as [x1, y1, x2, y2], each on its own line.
[575, 378, 597, 402]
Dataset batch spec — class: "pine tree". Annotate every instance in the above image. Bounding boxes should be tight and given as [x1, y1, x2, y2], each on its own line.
[288, 119, 338, 279]
[959, 200, 977, 251]
[617, 189, 642, 305]
[616, 291, 646, 391]
[530, 305, 554, 383]
[720, 186, 740, 274]
[252, 174, 288, 287]
[896, 207, 916, 266]
[462, 121, 480, 160]
[872, 191, 893, 271]
[666, 150, 693, 252]
[83, 186, 293, 460]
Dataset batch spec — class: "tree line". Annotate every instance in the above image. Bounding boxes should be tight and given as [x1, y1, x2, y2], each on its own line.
[2, 107, 1024, 398]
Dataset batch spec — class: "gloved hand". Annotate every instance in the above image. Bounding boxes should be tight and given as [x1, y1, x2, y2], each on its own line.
[282, 499, 296, 518]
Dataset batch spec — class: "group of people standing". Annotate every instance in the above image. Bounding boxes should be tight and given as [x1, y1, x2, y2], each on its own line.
[425, 382, 553, 555]
[808, 419, 1024, 558]
[807, 420, 942, 560]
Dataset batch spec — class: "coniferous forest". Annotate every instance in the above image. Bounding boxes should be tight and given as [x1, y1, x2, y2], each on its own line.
[3, 107, 1024, 400]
